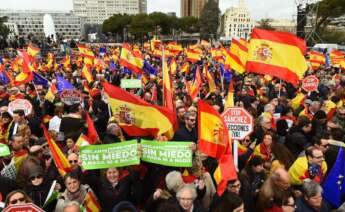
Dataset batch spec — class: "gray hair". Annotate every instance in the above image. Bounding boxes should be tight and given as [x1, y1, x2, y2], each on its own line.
[259, 115, 271, 126]
[264, 104, 274, 112]
[165, 171, 184, 193]
[63, 201, 81, 212]
[176, 184, 197, 200]
[302, 179, 323, 198]
[184, 111, 196, 120]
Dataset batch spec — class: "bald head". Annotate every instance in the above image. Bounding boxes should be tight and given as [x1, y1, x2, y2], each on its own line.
[272, 168, 291, 190]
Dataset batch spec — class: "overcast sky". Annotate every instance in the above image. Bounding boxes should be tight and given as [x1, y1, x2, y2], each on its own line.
[0, 0, 297, 20]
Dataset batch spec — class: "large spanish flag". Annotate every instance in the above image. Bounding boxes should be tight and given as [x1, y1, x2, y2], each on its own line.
[229, 38, 248, 74]
[246, 28, 308, 85]
[186, 48, 201, 63]
[309, 51, 325, 70]
[198, 100, 228, 159]
[119, 43, 144, 74]
[42, 124, 72, 176]
[103, 82, 176, 137]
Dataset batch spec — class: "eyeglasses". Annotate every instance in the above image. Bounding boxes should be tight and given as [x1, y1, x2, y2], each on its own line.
[10, 197, 25, 204]
[30, 175, 43, 181]
[69, 160, 78, 164]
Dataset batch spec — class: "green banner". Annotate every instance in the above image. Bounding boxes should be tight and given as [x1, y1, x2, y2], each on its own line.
[120, 79, 142, 89]
[80, 140, 139, 170]
[141, 139, 193, 167]
[0, 144, 10, 157]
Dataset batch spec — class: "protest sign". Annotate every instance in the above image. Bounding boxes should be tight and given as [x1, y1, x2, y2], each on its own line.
[8, 99, 33, 116]
[60, 89, 82, 105]
[0, 144, 10, 157]
[302, 75, 319, 92]
[141, 139, 193, 167]
[120, 79, 142, 89]
[222, 107, 254, 140]
[3, 203, 44, 212]
[79, 140, 139, 170]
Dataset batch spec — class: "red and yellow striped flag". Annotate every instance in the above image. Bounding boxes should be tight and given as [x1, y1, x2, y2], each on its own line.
[27, 44, 40, 57]
[246, 28, 308, 85]
[186, 67, 202, 100]
[180, 62, 190, 74]
[169, 58, 177, 75]
[210, 48, 223, 63]
[42, 124, 72, 176]
[103, 82, 176, 137]
[119, 43, 144, 74]
[81, 64, 94, 83]
[224, 80, 234, 109]
[309, 51, 325, 70]
[228, 38, 248, 74]
[204, 65, 216, 93]
[84, 191, 101, 212]
[75, 134, 91, 149]
[186, 49, 201, 63]
[330, 50, 344, 66]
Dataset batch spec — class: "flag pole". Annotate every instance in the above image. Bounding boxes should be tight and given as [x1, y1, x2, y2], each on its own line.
[278, 79, 282, 98]
[162, 45, 165, 106]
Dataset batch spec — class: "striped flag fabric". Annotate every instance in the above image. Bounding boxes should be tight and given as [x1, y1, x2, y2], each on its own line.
[83, 191, 101, 212]
[81, 64, 94, 83]
[246, 28, 308, 85]
[186, 48, 201, 63]
[224, 80, 234, 109]
[103, 82, 176, 137]
[119, 43, 144, 74]
[85, 113, 99, 144]
[228, 38, 248, 74]
[186, 66, 202, 100]
[42, 124, 72, 176]
[309, 51, 325, 70]
[27, 44, 40, 57]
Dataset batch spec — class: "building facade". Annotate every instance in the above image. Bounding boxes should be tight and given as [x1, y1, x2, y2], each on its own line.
[260, 19, 297, 34]
[73, 0, 147, 24]
[181, 0, 219, 18]
[222, 0, 254, 40]
[0, 10, 84, 40]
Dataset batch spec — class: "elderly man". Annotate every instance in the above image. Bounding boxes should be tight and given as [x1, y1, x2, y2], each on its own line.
[257, 168, 292, 211]
[295, 180, 330, 212]
[176, 184, 205, 212]
[63, 201, 81, 212]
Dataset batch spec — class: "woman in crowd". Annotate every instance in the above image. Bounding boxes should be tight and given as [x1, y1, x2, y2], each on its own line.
[55, 171, 96, 212]
[270, 143, 295, 173]
[5, 190, 33, 207]
[96, 167, 134, 211]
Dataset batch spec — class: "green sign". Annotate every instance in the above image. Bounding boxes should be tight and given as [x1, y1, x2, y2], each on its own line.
[80, 140, 139, 170]
[0, 144, 10, 157]
[120, 79, 142, 89]
[141, 139, 193, 167]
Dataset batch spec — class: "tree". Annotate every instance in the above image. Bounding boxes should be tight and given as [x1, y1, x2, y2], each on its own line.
[311, 0, 345, 33]
[256, 18, 275, 30]
[0, 16, 9, 40]
[199, 0, 220, 40]
[129, 14, 154, 41]
[178, 16, 199, 34]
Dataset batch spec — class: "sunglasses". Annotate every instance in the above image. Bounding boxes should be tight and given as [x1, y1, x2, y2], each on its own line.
[69, 160, 78, 164]
[243, 139, 251, 142]
[30, 175, 43, 181]
[10, 197, 25, 204]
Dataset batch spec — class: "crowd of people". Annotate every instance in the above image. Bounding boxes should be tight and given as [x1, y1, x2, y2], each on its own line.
[0, 38, 344, 212]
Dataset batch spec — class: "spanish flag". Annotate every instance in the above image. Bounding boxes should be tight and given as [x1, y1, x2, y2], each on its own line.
[186, 67, 202, 100]
[309, 51, 325, 70]
[61, 55, 71, 70]
[81, 64, 94, 83]
[288, 156, 327, 185]
[83, 191, 101, 212]
[119, 43, 144, 74]
[229, 38, 248, 74]
[290, 92, 305, 110]
[204, 65, 216, 93]
[180, 62, 190, 74]
[45, 83, 57, 103]
[103, 82, 176, 137]
[75, 134, 91, 149]
[239, 38, 249, 47]
[77, 44, 95, 58]
[13, 71, 33, 86]
[198, 100, 229, 159]
[166, 42, 183, 53]
[186, 48, 201, 63]
[42, 124, 72, 176]
[169, 58, 177, 75]
[246, 28, 308, 85]
[85, 113, 99, 144]
[27, 44, 40, 57]
[340, 59, 345, 70]
[163, 59, 174, 112]
[224, 80, 234, 109]
[330, 50, 344, 66]
[210, 48, 223, 62]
